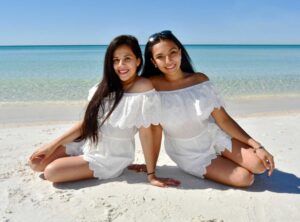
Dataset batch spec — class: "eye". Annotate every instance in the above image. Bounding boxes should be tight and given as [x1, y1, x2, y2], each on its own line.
[155, 55, 163, 60]
[113, 58, 119, 64]
[170, 50, 178, 56]
[124, 56, 131, 62]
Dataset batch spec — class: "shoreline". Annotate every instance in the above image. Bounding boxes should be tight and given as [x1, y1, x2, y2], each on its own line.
[1, 94, 300, 126]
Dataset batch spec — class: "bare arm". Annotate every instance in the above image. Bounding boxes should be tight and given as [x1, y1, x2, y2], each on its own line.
[211, 107, 275, 175]
[128, 125, 162, 172]
[139, 126, 180, 187]
[151, 124, 162, 167]
[48, 120, 83, 148]
[211, 107, 261, 148]
[139, 126, 156, 175]
[30, 121, 83, 161]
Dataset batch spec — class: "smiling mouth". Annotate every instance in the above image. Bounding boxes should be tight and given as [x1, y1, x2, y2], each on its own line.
[118, 69, 129, 75]
[165, 64, 176, 70]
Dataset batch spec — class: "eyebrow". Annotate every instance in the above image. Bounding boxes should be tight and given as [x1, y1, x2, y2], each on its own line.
[113, 54, 133, 59]
[169, 47, 179, 51]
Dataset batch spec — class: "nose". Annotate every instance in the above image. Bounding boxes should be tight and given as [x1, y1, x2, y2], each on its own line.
[118, 59, 125, 66]
[165, 56, 172, 64]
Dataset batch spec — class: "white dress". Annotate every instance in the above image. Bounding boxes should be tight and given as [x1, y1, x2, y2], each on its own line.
[159, 81, 232, 178]
[65, 86, 160, 180]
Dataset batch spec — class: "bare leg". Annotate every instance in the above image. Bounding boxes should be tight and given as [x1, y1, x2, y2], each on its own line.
[28, 145, 68, 172]
[221, 138, 266, 174]
[44, 156, 94, 183]
[204, 156, 254, 188]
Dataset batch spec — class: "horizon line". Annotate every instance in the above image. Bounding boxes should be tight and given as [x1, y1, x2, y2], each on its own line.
[1, 43, 300, 47]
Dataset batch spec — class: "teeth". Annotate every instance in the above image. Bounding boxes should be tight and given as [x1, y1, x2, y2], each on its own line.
[166, 65, 176, 69]
[119, 70, 129, 74]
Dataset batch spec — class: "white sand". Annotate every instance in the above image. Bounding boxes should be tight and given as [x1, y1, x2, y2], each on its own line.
[1, 96, 300, 222]
[1, 111, 300, 222]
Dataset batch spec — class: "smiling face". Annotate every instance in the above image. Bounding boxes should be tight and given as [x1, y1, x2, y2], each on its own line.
[151, 40, 182, 76]
[113, 45, 141, 82]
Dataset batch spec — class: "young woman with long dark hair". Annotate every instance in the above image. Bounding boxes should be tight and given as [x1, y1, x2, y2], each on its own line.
[138, 30, 275, 188]
[28, 35, 180, 187]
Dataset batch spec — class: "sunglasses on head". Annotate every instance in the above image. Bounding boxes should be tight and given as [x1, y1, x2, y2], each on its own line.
[148, 30, 173, 42]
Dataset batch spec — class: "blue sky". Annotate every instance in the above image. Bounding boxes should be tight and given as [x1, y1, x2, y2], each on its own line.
[0, 0, 299, 45]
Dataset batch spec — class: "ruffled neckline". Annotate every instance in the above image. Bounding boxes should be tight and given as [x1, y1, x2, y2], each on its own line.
[123, 88, 156, 96]
[102, 88, 160, 129]
[158, 80, 210, 94]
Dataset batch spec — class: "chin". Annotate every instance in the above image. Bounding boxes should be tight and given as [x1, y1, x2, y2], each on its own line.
[117, 75, 128, 81]
[165, 70, 177, 75]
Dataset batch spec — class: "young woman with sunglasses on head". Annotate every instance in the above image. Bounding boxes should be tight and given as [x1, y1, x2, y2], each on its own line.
[139, 30, 275, 187]
[28, 35, 180, 188]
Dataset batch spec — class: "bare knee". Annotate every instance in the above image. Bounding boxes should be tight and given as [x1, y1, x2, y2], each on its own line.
[231, 168, 255, 188]
[44, 162, 61, 182]
[249, 158, 266, 174]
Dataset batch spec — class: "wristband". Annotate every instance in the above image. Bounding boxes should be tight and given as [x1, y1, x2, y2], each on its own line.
[147, 172, 155, 176]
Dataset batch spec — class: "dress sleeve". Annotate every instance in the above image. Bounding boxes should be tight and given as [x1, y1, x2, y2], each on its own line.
[195, 81, 225, 119]
[205, 81, 225, 108]
[104, 89, 161, 129]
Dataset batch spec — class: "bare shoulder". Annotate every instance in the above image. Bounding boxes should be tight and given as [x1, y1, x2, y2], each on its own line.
[193, 72, 210, 83]
[149, 75, 162, 82]
[149, 75, 164, 89]
[129, 77, 154, 93]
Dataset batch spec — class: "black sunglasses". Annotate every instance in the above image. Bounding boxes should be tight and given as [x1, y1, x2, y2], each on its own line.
[148, 30, 173, 42]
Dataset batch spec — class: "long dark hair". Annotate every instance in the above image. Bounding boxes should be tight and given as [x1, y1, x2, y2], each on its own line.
[141, 30, 194, 78]
[80, 35, 143, 144]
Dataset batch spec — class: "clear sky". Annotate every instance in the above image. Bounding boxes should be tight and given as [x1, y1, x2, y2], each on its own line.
[0, 0, 299, 45]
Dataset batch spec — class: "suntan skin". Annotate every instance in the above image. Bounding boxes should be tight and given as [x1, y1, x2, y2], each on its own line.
[130, 39, 274, 188]
[29, 44, 180, 187]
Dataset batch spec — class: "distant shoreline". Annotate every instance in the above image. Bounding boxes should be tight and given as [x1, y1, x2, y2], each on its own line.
[1, 44, 300, 47]
[1, 94, 300, 126]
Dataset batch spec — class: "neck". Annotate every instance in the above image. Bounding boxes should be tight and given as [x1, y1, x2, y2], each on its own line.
[122, 75, 137, 90]
[163, 69, 185, 82]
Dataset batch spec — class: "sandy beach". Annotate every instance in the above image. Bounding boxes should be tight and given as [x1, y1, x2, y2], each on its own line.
[1, 98, 300, 222]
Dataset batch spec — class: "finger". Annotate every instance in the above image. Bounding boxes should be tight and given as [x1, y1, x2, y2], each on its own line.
[264, 159, 272, 176]
[261, 157, 270, 170]
[127, 165, 138, 170]
[39, 154, 49, 164]
[268, 157, 275, 176]
[127, 164, 147, 172]
[30, 151, 39, 160]
[158, 178, 181, 186]
[30, 153, 43, 160]
[152, 180, 166, 188]
[165, 179, 181, 186]
[40, 157, 46, 165]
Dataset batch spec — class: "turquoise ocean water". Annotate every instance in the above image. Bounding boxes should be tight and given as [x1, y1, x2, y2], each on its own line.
[0, 45, 300, 102]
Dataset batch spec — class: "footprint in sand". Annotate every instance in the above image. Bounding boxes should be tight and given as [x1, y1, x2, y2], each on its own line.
[8, 188, 29, 203]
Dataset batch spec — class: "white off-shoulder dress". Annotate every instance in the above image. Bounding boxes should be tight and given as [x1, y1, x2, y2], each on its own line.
[159, 81, 232, 178]
[65, 86, 160, 180]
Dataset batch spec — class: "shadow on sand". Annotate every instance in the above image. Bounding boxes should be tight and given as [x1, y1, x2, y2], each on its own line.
[52, 166, 299, 194]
